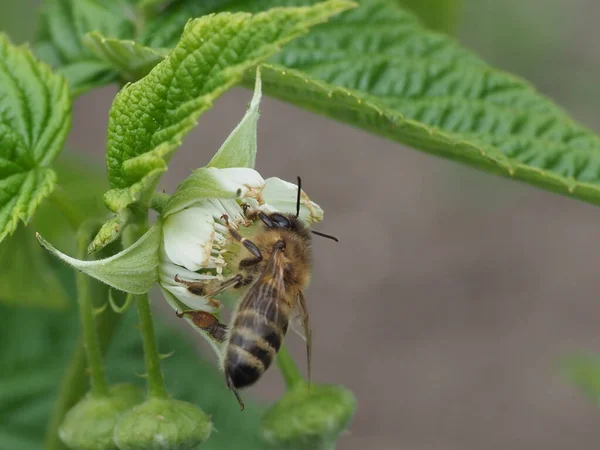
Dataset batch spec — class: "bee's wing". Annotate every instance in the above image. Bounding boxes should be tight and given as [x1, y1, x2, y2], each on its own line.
[235, 242, 286, 330]
[290, 292, 312, 382]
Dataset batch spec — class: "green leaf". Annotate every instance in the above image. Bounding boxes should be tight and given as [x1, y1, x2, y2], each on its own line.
[106, 1, 356, 206]
[0, 156, 107, 309]
[397, 0, 463, 34]
[83, 32, 169, 82]
[137, 0, 600, 207]
[0, 304, 265, 450]
[207, 69, 262, 170]
[238, 0, 600, 208]
[37, 222, 162, 295]
[0, 34, 70, 243]
[0, 226, 69, 309]
[35, 0, 135, 94]
[563, 354, 600, 404]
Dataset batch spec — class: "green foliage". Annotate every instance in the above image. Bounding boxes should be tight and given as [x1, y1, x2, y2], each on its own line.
[207, 74, 262, 170]
[37, 222, 162, 295]
[120, 0, 600, 208]
[83, 33, 168, 82]
[260, 383, 356, 449]
[137, 0, 169, 10]
[114, 398, 212, 450]
[0, 34, 70, 244]
[1, 1, 599, 449]
[36, 0, 135, 94]
[59, 384, 144, 450]
[0, 304, 265, 450]
[237, 0, 600, 208]
[0, 157, 107, 308]
[105, 1, 354, 213]
[397, 0, 463, 33]
[563, 355, 600, 404]
[0, 225, 70, 308]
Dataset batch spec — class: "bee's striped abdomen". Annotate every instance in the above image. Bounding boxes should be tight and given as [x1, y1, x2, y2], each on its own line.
[225, 306, 289, 389]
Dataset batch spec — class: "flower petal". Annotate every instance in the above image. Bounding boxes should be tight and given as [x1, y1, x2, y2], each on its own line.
[261, 177, 324, 225]
[161, 284, 218, 312]
[159, 250, 216, 284]
[163, 167, 265, 216]
[162, 207, 215, 271]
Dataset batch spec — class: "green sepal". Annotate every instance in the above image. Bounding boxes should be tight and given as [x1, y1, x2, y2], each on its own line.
[207, 68, 262, 170]
[59, 384, 144, 450]
[37, 222, 162, 294]
[261, 383, 356, 450]
[87, 210, 132, 254]
[114, 398, 212, 450]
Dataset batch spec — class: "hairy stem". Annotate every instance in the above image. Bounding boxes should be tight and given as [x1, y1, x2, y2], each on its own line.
[276, 345, 304, 390]
[136, 293, 169, 398]
[76, 227, 109, 397]
[123, 220, 169, 399]
[44, 307, 122, 450]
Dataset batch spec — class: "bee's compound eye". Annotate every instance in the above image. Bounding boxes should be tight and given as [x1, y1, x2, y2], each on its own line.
[269, 214, 291, 228]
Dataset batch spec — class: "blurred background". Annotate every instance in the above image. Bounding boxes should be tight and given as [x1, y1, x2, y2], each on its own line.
[3, 1, 600, 449]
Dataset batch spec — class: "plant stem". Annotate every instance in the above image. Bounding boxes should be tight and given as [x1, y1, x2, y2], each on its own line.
[49, 186, 85, 230]
[76, 228, 110, 397]
[276, 345, 304, 390]
[136, 293, 169, 398]
[44, 306, 123, 450]
[124, 220, 169, 399]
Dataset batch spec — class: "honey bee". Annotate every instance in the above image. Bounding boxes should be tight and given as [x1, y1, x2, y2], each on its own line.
[175, 178, 337, 409]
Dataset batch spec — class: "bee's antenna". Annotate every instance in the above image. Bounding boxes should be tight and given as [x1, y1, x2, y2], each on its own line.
[311, 230, 339, 242]
[296, 176, 302, 218]
[297, 176, 338, 242]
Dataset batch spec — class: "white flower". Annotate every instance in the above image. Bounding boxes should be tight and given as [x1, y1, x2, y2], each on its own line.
[36, 68, 328, 357]
[157, 166, 323, 351]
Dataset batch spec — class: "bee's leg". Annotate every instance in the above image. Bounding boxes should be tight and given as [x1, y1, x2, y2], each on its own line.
[239, 256, 262, 268]
[173, 275, 207, 296]
[226, 375, 245, 411]
[176, 310, 228, 343]
[174, 274, 245, 302]
[240, 203, 259, 220]
[296, 291, 312, 384]
[221, 214, 263, 267]
[205, 274, 244, 296]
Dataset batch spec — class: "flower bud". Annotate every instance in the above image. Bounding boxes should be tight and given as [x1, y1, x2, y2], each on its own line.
[260, 383, 356, 450]
[59, 384, 144, 450]
[113, 398, 212, 450]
